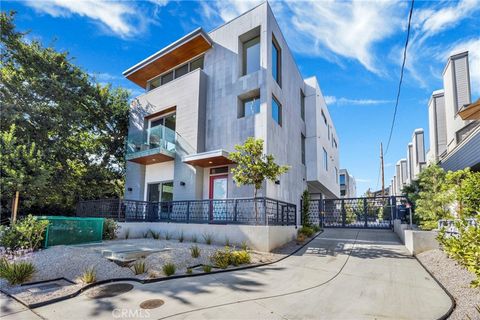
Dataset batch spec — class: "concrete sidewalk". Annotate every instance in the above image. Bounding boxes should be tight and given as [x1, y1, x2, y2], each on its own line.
[1, 229, 453, 319]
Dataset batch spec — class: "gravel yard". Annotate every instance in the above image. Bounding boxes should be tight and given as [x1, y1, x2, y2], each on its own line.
[416, 249, 480, 320]
[0, 234, 311, 307]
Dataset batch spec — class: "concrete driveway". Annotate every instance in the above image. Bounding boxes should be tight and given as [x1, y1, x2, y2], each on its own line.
[1, 229, 452, 320]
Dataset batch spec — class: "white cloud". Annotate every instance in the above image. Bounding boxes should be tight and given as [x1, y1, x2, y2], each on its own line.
[24, 0, 167, 38]
[202, 0, 405, 75]
[325, 96, 394, 106]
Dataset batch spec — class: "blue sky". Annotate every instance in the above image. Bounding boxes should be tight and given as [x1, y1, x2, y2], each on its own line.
[4, 0, 479, 195]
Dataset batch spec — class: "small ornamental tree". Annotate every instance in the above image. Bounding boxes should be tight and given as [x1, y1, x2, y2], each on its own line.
[228, 137, 289, 222]
[301, 190, 311, 227]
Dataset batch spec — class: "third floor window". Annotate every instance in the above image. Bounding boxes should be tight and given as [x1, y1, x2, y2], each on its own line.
[272, 35, 281, 86]
[147, 56, 204, 91]
[243, 36, 260, 76]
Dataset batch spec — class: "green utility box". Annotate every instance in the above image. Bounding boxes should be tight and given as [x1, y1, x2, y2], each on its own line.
[38, 216, 104, 248]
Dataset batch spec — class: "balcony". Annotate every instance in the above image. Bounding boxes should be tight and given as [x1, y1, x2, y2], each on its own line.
[126, 125, 176, 165]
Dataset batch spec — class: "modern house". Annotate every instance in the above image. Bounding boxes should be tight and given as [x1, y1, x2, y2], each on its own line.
[426, 51, 480, 171]
[122, 2, 340, 224]
[339, 169, 356, 198]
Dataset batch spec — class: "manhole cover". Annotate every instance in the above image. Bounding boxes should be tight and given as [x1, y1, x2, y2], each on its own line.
[87, 283, 134, 299]
[140, 299, 164, 309]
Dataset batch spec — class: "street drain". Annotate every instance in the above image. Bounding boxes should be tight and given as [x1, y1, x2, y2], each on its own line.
[140, 299, 164, 309]
[87, 283, 134, 299]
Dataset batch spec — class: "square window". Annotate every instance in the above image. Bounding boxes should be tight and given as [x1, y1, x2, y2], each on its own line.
[272, 96, 282, 126]
[174, 64, 189, 78]
[161, 71, 174, 85]
[243, 36, 260, 76]
[239, 95, 260, 118]
[190, 56, 204, 71]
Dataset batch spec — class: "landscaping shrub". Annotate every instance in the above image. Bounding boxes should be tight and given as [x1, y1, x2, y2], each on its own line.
[311, 225, 321, 233]
[296, 233, 306, 244]
[0, 215, 48, 250]
[191, 235, 197, 243]
[224, 237, 230, 247]
[240, 241, 248, 251]
[164, 231, 172, 240]
[102, 219, 119, 240]
[162, 263, 176, 276]
[438, 220, 480, 288]
[230, 250, 251, 266]
[186, 268, 192, 274]
[149, 230, 160, 240]
[132, 260, 147, 275]
[202, 265, 212, 273]
[80, 267, 96, 284]
[190, 245, 201, 258]
[298, 226, 314, 238]
[203, 233, 213, 245]
[0, 258, 35, 285]
[178, 231, 184, 243]
[210, 247, 251, 268]
[124, 229, 130, 239]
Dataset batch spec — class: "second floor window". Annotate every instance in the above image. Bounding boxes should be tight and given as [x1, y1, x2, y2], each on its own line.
[243, 36, 260, 76]
[272, 36, 281, 86]
[323, 148, 328, 171]
[339, 174, 345, 185]
[272, 95, 282, 126]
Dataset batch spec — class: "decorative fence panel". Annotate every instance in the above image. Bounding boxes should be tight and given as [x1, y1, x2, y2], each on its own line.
[76, 197, 297, 226]
[302, 196, 408, 229]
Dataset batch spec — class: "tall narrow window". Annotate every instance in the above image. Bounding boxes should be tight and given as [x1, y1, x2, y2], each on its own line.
[323, 148, 328, 171]
[272, 36, 281, 86]
[321, 110, 327, 125]
[300, 90, 305, 121]
[243, 36, 260, 76]
[239, 95, 260, 118]
[301, 134, 306, 165]
[272, 96, 282, 126]
[335, 168, 338, 184]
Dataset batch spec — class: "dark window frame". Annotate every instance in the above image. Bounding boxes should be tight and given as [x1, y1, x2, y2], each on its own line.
[272, 95, 282, 126]
[272, 35, 281, 86]
[242, 36, 261, 76]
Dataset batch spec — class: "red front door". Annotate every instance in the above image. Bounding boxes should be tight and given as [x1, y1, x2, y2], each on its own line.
[209, 175, 228, 221]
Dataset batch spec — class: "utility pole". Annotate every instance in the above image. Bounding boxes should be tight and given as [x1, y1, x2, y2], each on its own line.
[380, 143, 385, 197]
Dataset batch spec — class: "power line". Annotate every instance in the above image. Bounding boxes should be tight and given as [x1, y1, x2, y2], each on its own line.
[384, 0, 415, 155]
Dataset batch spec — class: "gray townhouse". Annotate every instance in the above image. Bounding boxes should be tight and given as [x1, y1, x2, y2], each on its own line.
[122, 2, 340, 220]
[426, 51, 480, 172]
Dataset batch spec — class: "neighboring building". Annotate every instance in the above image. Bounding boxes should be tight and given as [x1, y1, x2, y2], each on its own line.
[372, 186, 390, 197]
[426, 51, 480, 171]
[406, 129, 426, 183]
[339, 169, 356, 198]
[122, 3, 340, 218]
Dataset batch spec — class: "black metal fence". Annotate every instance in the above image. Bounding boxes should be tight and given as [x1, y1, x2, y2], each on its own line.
[76, 197, 297, 226]
[302, 196, 408, 229]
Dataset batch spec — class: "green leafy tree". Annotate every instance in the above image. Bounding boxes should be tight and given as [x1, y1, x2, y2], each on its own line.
[228, 137, 289, 221]
[0, 125, 50, 218]
[445, 168, 480, 218]
[0, 12, 129, 215]
[301, 189, 311, 227]
[415, 165, 451, 230]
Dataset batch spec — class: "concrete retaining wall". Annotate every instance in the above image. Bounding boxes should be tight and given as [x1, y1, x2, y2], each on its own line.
[117, 222, 297, 252]
[393, 219, 439, 255]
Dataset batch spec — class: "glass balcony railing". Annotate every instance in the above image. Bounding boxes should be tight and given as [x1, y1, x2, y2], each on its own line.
[126, 124, 195, 163]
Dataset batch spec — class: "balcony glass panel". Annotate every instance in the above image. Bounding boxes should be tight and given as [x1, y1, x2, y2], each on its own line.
[126, 124, 176, 159]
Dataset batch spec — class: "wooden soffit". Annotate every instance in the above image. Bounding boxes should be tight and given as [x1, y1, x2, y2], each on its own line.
[123, 28, 212, 89]
[183, 150, 234, 167]
[458, 99, 480, 120]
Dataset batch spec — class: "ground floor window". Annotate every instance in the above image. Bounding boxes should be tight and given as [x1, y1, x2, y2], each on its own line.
[147, 181, 173, 202]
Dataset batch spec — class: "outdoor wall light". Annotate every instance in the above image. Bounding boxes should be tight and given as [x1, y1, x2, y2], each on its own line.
[180, 181, 186, 186]
[127, 187, 133, 192]
[275, 180, 280, 185]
